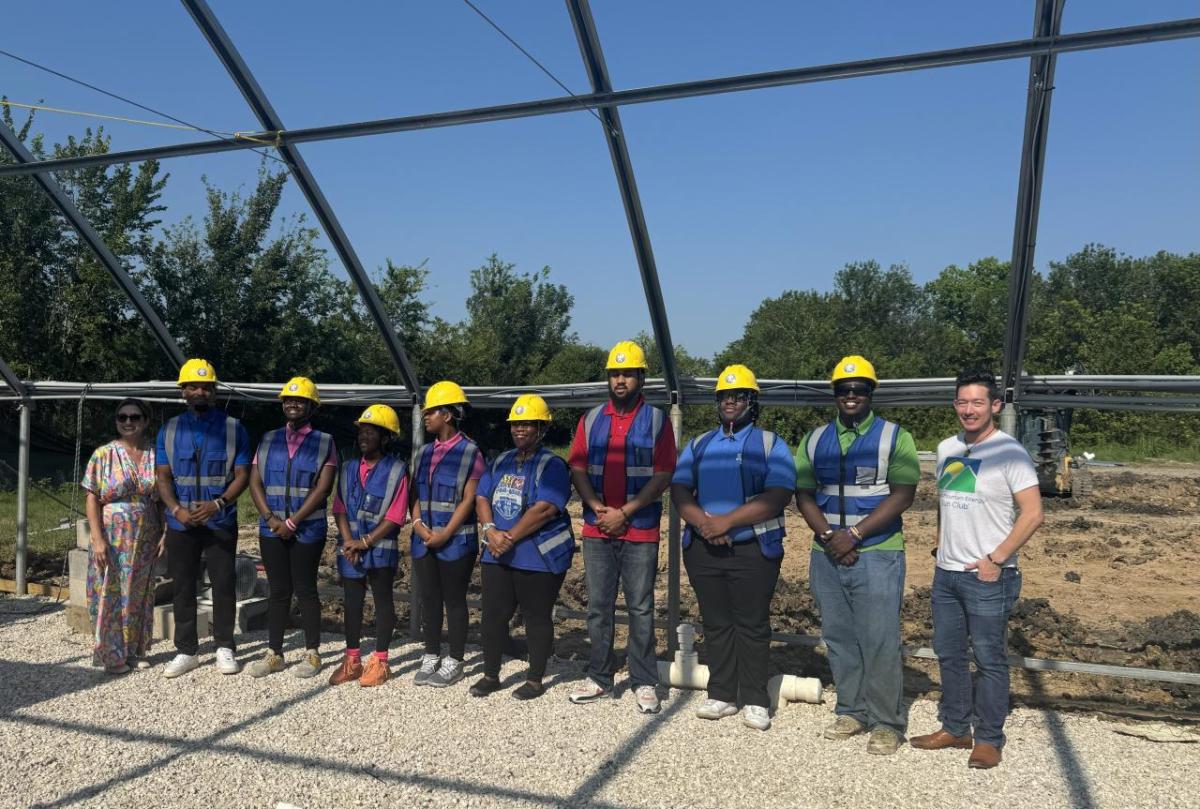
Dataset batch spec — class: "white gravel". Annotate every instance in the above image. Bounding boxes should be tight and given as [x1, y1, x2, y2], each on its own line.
[1, 597, 1197, 809]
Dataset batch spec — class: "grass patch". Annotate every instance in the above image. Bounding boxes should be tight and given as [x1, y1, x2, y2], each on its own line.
[0, 484, 82, 566]
[1078, 441, 1200, 464]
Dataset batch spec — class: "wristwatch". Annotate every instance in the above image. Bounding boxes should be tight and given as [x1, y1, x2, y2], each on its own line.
[819, 529, 835, 542]
[481, 522, 496, 534]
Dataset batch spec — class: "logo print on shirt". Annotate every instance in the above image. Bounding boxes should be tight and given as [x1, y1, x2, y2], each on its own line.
[938, 456, 981, 493]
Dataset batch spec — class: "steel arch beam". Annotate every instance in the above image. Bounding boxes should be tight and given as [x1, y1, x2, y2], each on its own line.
[564, 0, 681, 397]
[1002, 0, 1065, 400]
[181, 0, 423, 398]
[0, 124, 186, 368]
[2, 17, 1197, 180]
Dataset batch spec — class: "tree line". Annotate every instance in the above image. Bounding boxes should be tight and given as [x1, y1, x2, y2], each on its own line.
[2, 109, 1197, 465]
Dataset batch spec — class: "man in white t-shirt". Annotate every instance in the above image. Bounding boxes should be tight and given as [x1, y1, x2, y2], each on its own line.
[909, 370, 1044, 770]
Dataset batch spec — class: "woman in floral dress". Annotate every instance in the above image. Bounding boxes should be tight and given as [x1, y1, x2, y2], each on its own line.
[83, 398, 165, 673]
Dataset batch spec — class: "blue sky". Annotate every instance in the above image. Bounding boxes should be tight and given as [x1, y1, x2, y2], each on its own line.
[3, 1, 1197, 358]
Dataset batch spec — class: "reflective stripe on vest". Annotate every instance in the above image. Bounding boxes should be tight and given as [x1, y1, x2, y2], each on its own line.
[414, 438, 480, 561]
[164, 414, 236, 493]
[581, 402, 665, 530]
[337, 457, 405, 576]
[163, 413, 238, 531]
[684, 426, 787, 559]
[257, 428, 332, 542]
[809, 416, 902, 548]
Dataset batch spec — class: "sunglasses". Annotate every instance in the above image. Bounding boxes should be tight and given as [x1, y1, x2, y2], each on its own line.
[116, 413, 145, 423]
[716, 392, 752, 404]
[834, 385, 872, 398]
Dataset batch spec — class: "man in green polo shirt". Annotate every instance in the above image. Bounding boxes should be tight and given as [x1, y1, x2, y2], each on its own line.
[795, 355, 919, 756]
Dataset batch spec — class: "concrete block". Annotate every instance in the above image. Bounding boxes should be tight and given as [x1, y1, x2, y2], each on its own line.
[68, 548, 90, 607]
[65, 604, 93, 635]
[153, 603, 211, 642]
[76, 519, 90, 550]
[235, 596, 270, 632]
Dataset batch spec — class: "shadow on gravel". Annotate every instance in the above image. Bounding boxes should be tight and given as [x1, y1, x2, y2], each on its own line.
[0, 598, 65, 630]
[0, 657, 105, 716]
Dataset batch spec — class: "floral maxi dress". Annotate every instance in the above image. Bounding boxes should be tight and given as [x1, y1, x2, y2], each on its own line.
[83, 441, 162, 667]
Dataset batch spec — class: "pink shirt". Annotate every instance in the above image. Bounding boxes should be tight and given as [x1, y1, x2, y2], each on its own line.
[332, 459, 410, 525]
[252, 423, 338, 466]
[428, 432, 485, 485]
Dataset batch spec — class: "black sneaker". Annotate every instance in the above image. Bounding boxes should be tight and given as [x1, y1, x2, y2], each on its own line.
[469, 675, 503, 698]
[512, 680, 546, 700]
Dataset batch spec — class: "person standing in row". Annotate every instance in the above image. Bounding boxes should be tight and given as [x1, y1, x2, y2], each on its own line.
[795, 356, 918, 755]
[156, 359, 252, 679]
[411, 382, 485, 688]
[83, 398, 164, 674]
[329, 404, 409, 688]
[911, 369, 1043, 769]
[670, 365, 795, 731]
[470, 395, 575, 700]
[568, 341, 676, 715]
[246, 377, 337, 679]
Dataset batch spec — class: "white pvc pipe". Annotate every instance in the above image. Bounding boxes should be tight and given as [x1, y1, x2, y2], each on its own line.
[657, 623, 822, 709]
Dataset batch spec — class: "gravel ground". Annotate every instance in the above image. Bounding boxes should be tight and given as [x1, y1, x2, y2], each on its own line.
[2, 598, 1197, 809]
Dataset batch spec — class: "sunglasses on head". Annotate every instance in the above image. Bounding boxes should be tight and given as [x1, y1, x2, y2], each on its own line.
[834, 384, 872, 398]
[116, 413, 144, 423]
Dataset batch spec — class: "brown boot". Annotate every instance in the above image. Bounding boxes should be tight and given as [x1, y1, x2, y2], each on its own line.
[328, 654, 363, 686]
[360, 655, 389, 688]
[910, 729, 974, 750]
[968, 742, 1002, 769]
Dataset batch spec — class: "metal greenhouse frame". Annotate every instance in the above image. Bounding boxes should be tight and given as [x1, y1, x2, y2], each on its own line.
[2, 0, 1198, 679]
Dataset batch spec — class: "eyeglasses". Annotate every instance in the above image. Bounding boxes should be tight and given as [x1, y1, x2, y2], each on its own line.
[834, 385, 872, 398]
[717, 392, 751, 404]
[116, 413, 144, 423]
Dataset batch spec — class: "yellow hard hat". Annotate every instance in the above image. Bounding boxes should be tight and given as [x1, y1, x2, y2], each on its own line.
[278, 376, 320, 405]
[507, 394, 552, 422]
[606, 340, 648, 371]
[177, 358, 218, 385]
[831, 355, 878, 386]
[715, 364, 759, 392]
[355, 404, 400, 434]
[423, 380, 469, 411]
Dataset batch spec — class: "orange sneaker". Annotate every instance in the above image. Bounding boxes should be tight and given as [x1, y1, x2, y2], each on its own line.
[328, 654, 363, 686]
[360, 656, 389, 688]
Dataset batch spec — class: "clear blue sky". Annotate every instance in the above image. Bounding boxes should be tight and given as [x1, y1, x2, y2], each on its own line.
[3, 1, 1198, 358]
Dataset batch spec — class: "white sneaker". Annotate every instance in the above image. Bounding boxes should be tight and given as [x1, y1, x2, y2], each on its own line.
[695, 698, 738, 720]
[163, 653, 200, 679]
[568, 679, 612, 704]
[742, 705, 771, 731]
[414, 654, 439, 686]
[215, 647, 240, 675]
[635, 685, 662, 715]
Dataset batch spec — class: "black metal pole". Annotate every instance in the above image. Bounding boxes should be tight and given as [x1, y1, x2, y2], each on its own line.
[0, 123, 186, 369]
[1001, 0, 1065, 410]
[564, 0, 682, 398]
[181, 0, 423, 400]
[2, 16, 1197, 179]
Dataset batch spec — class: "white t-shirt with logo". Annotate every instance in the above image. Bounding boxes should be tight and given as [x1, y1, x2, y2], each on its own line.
[935, 430, 1039, 572]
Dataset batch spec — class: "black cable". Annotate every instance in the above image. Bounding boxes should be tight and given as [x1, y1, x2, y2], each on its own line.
[459, 0, 615, 135]
[0, 46, 289, 168]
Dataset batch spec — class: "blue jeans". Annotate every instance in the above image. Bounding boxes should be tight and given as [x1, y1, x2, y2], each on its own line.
[809, 548, 907, 734]
[931, 566, 1022, 747]
[582, 538, 659, 690]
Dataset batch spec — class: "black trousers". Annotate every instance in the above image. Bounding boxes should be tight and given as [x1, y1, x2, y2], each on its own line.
[259, 534, 325, 654]
[481, 563, 565, 681]
[414, 552, 475, 659]
[683, 540, 781, 708]
[343, 567, 396, 653]
[167, 527, 237, 655]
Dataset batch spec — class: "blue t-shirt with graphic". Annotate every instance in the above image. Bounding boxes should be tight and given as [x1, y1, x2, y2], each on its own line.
[478, 449, 571, 572]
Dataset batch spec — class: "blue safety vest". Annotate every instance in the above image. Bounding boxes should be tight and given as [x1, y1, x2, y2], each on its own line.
[482, 448, 575, 575]
[682, 426, 787, 559]
[581, 402, 665, 531]
[256, 427, 332, 543]
[337, 456, 406, 578]
[413, 437, 481, 561]
[162, 411, 240, 532]
[805, 416, 901, 548]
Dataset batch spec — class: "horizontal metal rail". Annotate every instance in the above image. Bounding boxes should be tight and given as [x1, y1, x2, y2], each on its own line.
[4, 377, 1200, 411]
[1, 17, 1198, 180]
